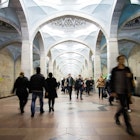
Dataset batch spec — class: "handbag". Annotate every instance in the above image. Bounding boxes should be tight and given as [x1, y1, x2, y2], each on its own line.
[44, 92, 49, 98]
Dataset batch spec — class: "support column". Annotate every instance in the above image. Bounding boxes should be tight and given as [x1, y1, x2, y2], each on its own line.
[39, 36, 47, 77]
[107, 38, 119, 73]
[21, 40, 33, 78]
[40, 54, 47, 78]
[94, 52, 101, 91]
[88, 59, 93, 77]
[48, 58, 53, 73]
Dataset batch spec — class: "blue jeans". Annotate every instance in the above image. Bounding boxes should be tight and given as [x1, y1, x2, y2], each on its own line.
[31, 92, 44, 115]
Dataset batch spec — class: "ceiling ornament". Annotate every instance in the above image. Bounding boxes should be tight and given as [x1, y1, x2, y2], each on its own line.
[124, 16, 140, 28]
[47, 16, 91, 31]
[0, 21, 15, 31]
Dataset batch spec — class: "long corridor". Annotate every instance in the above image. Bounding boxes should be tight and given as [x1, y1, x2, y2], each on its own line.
[0, 90, 140, 140]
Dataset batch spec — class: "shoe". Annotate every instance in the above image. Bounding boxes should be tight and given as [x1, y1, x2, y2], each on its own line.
[115, 115, 121, 125]
[51, 108, 54, 112]
[21, 110, 24, 114]
[40, 110, 45, 114]
[110, 102, 113, 106]
[49, 108, 51, 113]
[80, 98, 83, 100]
[126, 126, 135, 136]
[31, 113, 34, 118]
[128, 109, 132, 113]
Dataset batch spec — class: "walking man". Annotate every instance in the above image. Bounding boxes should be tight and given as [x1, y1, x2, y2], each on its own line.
[29, 67, 45, 117]
[67, 74, 74, 100]
[110, 55, 135, 135]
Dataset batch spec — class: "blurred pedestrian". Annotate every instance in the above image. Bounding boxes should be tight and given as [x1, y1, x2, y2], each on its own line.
[110, 55, 135, 135]
[12, 72, 29, 114]
[67, 74, 74, 100]
[45, 72, 58, 112]
[29, 67, 45, 117]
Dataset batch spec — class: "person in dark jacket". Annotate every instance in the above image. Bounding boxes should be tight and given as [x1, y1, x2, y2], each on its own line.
[85, 78, 91, 95]
[45, 72, 58, 112]
[67, 74, 74, 100]
[110, 55, 135, 135]
[75, 75, 84, 100]
[29, 67, 45, 117]
[12, 72, 29, 114]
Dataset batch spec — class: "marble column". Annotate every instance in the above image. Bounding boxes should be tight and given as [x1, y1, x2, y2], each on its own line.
[21, 40, 33, 78]
[94, 52, 102, 91]
[107, 38, 119, 74]
[48, 58, 53, 73]
[40, 54, 47, 78]
[88, 58, 93, 78]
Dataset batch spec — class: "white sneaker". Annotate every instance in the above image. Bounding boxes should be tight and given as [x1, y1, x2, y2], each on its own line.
[128, 109, 132, 113]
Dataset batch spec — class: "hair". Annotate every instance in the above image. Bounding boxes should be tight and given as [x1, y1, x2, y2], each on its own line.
[48, 72, 53, 78]
[36, 67, 41, 74]
[20, 72, 24, 76]
[116, 54, 125, 61]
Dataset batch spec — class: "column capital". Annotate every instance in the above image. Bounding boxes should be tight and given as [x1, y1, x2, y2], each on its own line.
[107, 38, 118, 42]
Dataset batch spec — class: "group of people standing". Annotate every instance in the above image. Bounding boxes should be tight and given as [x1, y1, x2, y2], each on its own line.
[12, 67, 58, 117]
[61, 74, 94, 100]
[61, 74, 84, 100]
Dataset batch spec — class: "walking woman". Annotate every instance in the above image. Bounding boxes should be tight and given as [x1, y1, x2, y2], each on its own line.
[45, 72, 58, 112]
[96, 74, 105, 99]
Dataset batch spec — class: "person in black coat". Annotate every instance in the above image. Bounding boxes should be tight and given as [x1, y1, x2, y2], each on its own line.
[45, 72, 58, 112]
[12, 72, 29, 114]
[30, 67, 45, 117]
[67, 74, 74, 100]
[75, 75, 84, 100]
[110, 55, 135, 135]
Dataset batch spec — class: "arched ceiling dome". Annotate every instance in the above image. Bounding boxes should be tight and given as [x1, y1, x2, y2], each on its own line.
[0, 0, 140, 77]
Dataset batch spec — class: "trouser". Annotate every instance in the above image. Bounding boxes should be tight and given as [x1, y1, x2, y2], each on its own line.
[48, 98, 55, 108]
[18, 95, 28, 112]
[31, 92, 44, 115]
[115, 94, 131, 128]
[68, 86, 72, 100]
[77, 87, 83, 99]
[86, 86, 90, 94]
[98, 87, 104, 99]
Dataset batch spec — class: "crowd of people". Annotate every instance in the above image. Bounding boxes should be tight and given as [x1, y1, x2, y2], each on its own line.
[12, 54, 136, 135]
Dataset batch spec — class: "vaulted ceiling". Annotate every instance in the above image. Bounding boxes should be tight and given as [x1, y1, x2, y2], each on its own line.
[0, 0, 140, 77]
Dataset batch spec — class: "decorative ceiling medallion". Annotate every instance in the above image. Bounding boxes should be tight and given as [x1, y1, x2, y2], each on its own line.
[47, 16, 91, 31]
[124, 16, 140, 28]
[0, 21, 15, 31]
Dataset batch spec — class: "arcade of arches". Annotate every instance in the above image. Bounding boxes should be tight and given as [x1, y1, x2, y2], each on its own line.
[0, 1, 140, 140]
[0, 0, 140, 98]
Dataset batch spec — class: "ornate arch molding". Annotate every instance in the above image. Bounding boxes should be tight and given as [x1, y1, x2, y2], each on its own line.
[53, 51, 88, 64]
[56, 58, 83, 70]
[0, 18, 21, 35]
[118, 37, 140, 45]
[100, 37, 140, 53]
[0, 38, 21, 51]
[46, 39, 93, 56]
[33, 31, 45, 54]
[31, 11, 108, 41]
[119, 15, 140, 31]
[110, 0, 127, 38]
[118, 4, 140, 31]
[10, 0, 30, 40]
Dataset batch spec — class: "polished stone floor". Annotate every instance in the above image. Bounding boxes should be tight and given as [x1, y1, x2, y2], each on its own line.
[0, 89, 140, 140]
